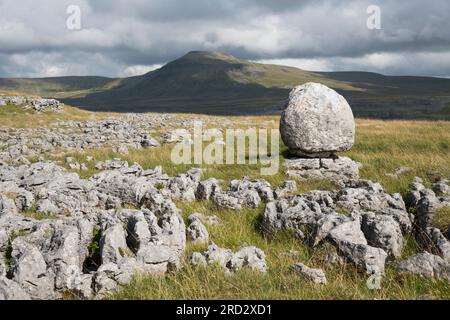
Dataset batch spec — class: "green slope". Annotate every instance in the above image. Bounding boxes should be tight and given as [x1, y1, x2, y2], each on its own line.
[62, 51, 360, 114]
[1, 51, 450, 118]
[0, 76, 116, 97]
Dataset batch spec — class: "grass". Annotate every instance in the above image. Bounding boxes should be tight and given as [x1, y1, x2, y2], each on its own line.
[2, 106, 450, 300]
[4, 230, 29, 267]
[0, 103, 117, 128]
[432, 206, 450, 232]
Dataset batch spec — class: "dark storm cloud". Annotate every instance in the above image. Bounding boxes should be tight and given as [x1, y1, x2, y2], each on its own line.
[0, 0, 449, 77]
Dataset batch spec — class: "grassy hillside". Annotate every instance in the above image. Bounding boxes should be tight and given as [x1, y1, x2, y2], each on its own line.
[1, 51, 450, 118]
[0, 76, 115, 98]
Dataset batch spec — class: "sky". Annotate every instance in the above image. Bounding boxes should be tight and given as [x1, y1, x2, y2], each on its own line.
[0, 0, 449, 78]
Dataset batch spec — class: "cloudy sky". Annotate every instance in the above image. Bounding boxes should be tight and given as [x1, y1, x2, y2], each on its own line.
[0, 0, 449, 78]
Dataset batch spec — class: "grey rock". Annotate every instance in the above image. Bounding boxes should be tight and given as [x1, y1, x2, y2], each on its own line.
[262, 196, 322, 236]
[228, 246, 267, 273]
[187, 218, 209, 245]
[124, 210, 151, 253]
[189, 252, 207, 267]
[415, 189, 442, 231]
[285, 157, 360, 181]
[230, 177, 274, 203]
[36, 199, 60, 215]
[419, 228, 450, 262]
[212, 192, 242, 210]
[292, 263, 327, 284]
[14, 189, 34, 211]
[136, 244, 180, 273]
[188, 213, 221, 226]
[397, 252, 450, 281]
[311, 214, 350, 247]
[361, 213, 404, 259]
[405, 177, 426, 208]
[10, 238, 56, 299]
[203, 243, 234, 268]
[196, 178, 222, 200]
[280, 83, 355, 158]
[322, 251, 346, 266]
[336, 241, 387, 275]
[93, 270, 119, 297]
[328, 218, 368, 246]
[274, 180, 297, 199]
[433, 179, 450, 196]
[0, 195, 17, 216]
[100, 224, 129, 265]
[0, 276, 31, 300]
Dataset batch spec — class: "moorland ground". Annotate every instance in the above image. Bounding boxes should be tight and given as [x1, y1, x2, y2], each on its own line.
[1, 104, 450, 299]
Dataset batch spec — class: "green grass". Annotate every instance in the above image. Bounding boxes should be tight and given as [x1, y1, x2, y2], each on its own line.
[4, 230, 29, 267]
[433, 206, 450, 232]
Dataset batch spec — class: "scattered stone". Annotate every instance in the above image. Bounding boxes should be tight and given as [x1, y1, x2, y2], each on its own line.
[433, 179, 450, 196]
[274, 180, 297, 199]
[397, 252, 450, 282]
[228, 246, 267, 273]
[0, 96, 64, 112]
[336, 241, 387, 275]
[385, 167, 413, 178]
[292, 263, 327, 284]
[361, 213, 404, 259]
[0, 276, 31, 300]
[418, 228, 450, 262]
[187, 217, 209, 245]
[0, 194, 18, 216]
[188, 213, 221, 226]
[191, 243, 267, 273]
[189, 252, 207, 267]
[196, 178, 222, 200]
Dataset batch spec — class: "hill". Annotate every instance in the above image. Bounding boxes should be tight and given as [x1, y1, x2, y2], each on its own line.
[1, 51, 450, 118]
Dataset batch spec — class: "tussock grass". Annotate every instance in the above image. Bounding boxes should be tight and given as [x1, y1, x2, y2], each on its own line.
[433, 206, 450, 232]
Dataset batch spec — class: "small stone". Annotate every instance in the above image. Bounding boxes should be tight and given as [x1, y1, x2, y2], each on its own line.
[292, 263, 327, 284]
[397, 252, 450, 282]
[187, 218, 209, 245]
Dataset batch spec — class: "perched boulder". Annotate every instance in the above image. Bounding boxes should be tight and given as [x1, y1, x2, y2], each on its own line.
[280, 83, 355, 158]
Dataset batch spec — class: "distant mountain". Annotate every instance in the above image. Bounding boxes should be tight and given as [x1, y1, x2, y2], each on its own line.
[1, 51, 450, 119]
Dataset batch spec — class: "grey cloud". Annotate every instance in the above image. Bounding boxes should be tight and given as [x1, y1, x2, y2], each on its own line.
[0, 0, 449, 77]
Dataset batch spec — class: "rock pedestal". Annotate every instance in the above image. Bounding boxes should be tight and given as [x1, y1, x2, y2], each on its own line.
[280, 83, 359, 180]
[284, 157, 360, 181]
